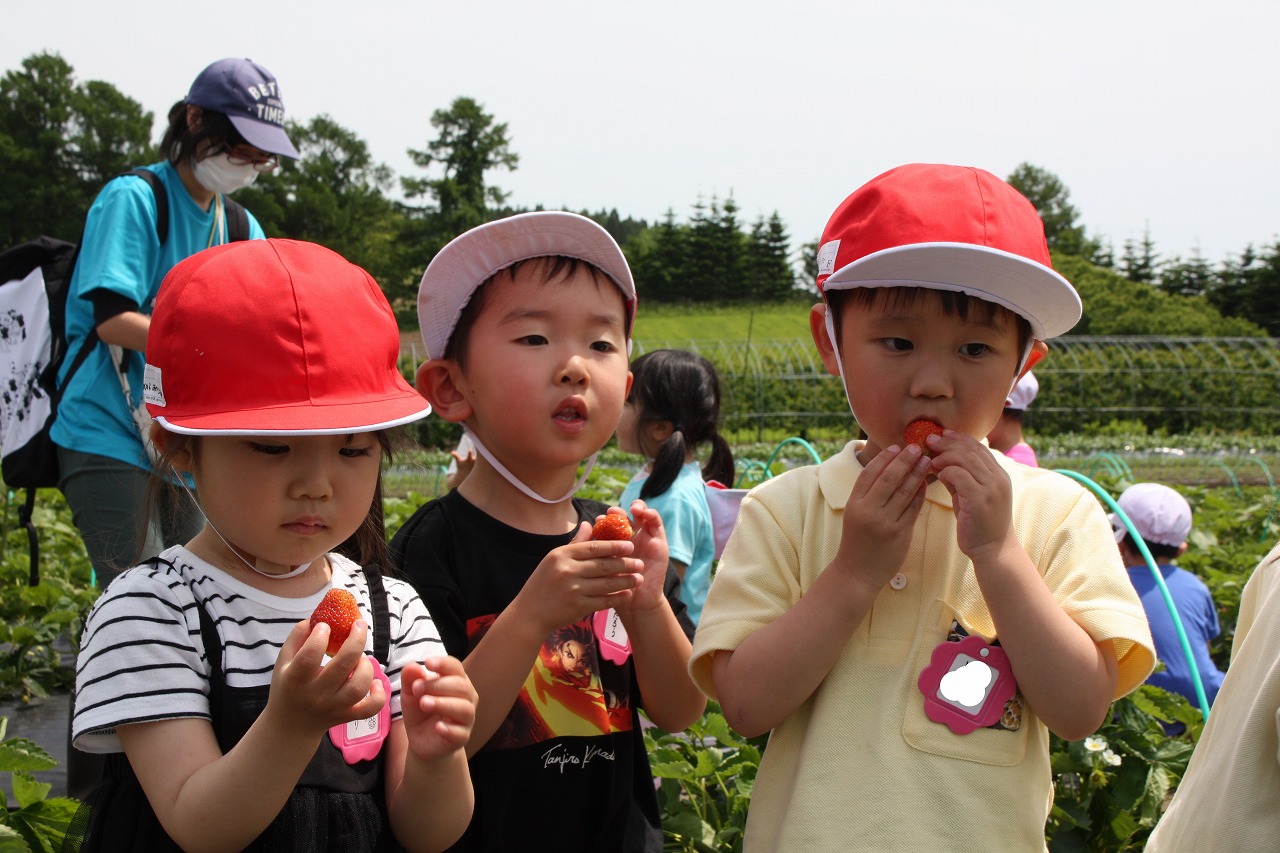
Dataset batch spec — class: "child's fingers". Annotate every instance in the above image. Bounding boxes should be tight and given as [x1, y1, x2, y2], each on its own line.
[317, 619, 369, 675]
[281, 619, 319, 660]
[627, 499, 663, 531]
[345, 675, 387, 721]
[275, 620, 326, 686]
[859, 444, 928, 507]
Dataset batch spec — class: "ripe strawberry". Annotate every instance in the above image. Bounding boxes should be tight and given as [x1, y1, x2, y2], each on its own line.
[903, 419, 945, 455]
[592, 513, 634, 541]
[310, 588, 361, 656]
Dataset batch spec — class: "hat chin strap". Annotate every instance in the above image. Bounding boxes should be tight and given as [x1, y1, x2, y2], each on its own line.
[823, 306, 1036, 432]
[462, 425, 596, 504]
[178, 479, 313, 579]
[824, 309, 858, 423]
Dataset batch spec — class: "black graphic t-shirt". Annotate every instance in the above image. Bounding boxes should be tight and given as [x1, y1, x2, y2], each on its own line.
[390, 491, 693, 853]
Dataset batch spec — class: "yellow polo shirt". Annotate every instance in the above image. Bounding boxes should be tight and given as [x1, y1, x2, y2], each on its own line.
[1146, 541, 1280, 852]
[691, 441, 1154, 852]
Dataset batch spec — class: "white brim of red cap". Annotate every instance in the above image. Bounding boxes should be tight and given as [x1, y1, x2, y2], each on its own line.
[417, 211, 635, 361]
[153, 398, 431, 436]
[822, 242, 1081, 340]
[228, 114, 300, 159]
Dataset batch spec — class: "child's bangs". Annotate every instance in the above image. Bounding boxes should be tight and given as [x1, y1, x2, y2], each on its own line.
[848, 286, 1016, 327]
[841, 286, 1033, 351]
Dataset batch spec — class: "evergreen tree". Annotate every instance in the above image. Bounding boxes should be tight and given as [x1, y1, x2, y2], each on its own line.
[1208, 242, 1280, 335]
[685, 196, 718, 301]
[1007, 163, 1090, 256]
[1120, 228, 1160, 284]
[400, 97, 518, 258]
[745, 212, 795, 300]
[1158, 247, 1215, 298]
[625, 209, 687, 302]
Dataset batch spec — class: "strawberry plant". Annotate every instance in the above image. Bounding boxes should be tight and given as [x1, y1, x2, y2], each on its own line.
[0, 715, 79, 852]
[645, 704, 766, 853]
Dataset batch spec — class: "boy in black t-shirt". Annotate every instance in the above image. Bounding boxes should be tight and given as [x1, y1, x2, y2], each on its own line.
[390, 212, 705, 853]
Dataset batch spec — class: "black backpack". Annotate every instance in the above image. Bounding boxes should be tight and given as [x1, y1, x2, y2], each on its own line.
[0, 168, 249, 584]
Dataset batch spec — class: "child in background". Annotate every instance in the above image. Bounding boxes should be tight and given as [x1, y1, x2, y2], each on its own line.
[617, 349, 735, 624]
[391, 212, 705, 852]
[70, 240, 477, 853]
[987, 370, 1039, 466]
[691, 164, 1155, 851]
[1111, 482, 1225, 708]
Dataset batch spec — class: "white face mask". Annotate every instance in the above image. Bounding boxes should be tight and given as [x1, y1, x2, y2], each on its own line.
[192, 152, 260, 195]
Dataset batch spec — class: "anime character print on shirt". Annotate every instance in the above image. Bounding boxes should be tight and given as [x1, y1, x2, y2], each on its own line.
[466, 613, 633, 752]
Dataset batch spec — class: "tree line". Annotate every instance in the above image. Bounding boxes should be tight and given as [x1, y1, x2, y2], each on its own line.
[4, 52, 1278, 334]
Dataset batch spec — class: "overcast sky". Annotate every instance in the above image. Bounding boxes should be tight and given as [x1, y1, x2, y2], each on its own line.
[6, 0, 1277, 268]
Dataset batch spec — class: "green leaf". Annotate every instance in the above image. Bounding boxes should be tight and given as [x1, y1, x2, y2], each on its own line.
[0, 739, 57, 773]
[11, 772, 50, 809]
[0, 825, 34, 853]
[1108, 807, 1140, 843]
[650, 759, 696, 780]
[664, 811, 716, 848]
[5, 798, 80, 853]
[691, 747, 724, 777]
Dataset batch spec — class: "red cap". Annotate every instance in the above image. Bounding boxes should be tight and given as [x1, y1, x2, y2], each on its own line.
[145, 239, 430, 434]
[815, 164, 1081, 339]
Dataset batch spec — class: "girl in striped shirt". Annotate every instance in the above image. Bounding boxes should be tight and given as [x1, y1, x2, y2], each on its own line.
[68, 239, 476, 853]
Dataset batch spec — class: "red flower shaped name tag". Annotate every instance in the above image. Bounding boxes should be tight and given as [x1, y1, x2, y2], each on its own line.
[918, 634, 1017, 734]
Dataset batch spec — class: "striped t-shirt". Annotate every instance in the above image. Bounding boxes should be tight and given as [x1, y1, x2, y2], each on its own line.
[73, 545, 443, 754]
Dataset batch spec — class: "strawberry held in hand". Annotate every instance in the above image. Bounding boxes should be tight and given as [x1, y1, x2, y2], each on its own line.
[592, 513, 634, 541]
[310, 588, 361, 656]
[903, 419, 945, 456]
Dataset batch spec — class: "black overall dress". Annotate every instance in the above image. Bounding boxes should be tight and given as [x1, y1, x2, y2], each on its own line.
[64, 565, 398, 852]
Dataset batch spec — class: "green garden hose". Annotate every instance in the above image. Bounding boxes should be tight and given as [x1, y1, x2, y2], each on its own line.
[1056, 468, 1211, 722]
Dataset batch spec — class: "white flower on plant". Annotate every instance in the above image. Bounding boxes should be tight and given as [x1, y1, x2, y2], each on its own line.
[1103, 749, 1122, 766]
[1084, 736, 1108, 753]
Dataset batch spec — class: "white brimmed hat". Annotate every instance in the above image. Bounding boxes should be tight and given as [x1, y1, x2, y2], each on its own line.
[1109, 482, 1193, 547]
[417, 211, 636, 360]
[815, 164, 1082, 340]
[1005, 371, 1039, 411]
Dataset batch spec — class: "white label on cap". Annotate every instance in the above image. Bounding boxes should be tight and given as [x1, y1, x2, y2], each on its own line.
[142, 364, 166, 407]
[817, 239, 841, 276]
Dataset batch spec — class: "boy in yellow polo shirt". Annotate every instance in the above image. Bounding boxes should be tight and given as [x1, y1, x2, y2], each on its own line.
[690, 164, 1155, 851]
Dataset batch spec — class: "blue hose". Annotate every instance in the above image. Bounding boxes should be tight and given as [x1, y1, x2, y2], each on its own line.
[1056, 468, 1211, 722]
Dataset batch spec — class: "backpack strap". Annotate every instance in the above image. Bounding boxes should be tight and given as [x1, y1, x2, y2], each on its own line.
[125, 167, 250, 243]
[223, 197, 251, 243]
[362, 565, 391, 666]
[19, 490, 39, 587]
[122, 168, 170, 245]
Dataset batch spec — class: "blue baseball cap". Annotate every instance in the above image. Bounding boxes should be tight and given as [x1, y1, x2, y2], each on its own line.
[186, 58, 299, 159]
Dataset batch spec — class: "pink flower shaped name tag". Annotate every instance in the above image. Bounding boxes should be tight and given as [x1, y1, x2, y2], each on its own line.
[917, 634, 1017, 734]
[593, 608, 632, 665]
[329, 655, 392, 763]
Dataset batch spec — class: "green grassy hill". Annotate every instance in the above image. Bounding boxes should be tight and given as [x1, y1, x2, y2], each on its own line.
[631, 299, 815, 345]
[399, 300, 818, 363]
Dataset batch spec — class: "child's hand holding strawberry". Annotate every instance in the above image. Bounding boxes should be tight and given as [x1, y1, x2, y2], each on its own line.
[926, 429, 1016, 564]
[835, 443, 931, 593]
[513, 524, 642, 634]
[269, 615, 387, 737]
[612, 501, 671, 617]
